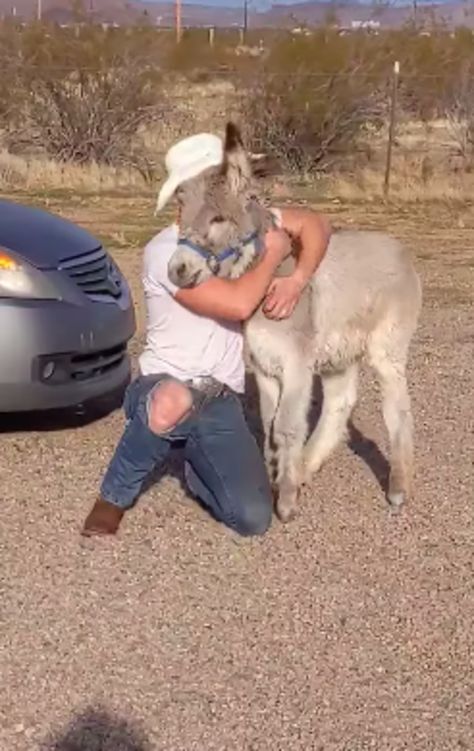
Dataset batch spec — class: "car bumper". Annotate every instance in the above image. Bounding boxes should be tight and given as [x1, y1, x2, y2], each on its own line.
[0, 297, 135, 412]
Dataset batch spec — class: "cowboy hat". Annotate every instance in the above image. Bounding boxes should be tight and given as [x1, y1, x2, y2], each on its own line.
[155, 132, 224, 214]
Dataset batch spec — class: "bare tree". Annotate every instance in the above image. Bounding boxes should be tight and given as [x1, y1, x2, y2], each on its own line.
[6, 63, 164, 174]
[240, 68, 384, 175]
[443, 63, 474, 168]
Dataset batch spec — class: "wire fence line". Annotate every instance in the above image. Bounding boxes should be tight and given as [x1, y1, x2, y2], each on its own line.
[0, 64, 462, 81]
[0, 59, 467, 195]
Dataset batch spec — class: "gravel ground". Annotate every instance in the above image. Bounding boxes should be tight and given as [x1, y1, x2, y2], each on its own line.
[1, 200, 473, 751]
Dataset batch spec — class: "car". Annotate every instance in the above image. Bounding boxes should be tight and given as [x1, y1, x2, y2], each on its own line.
[0, 198, 136, 413]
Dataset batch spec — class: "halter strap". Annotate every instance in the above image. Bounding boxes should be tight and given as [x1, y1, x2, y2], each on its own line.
[177, 207, 279, 275]
[178, 229, 262, 274]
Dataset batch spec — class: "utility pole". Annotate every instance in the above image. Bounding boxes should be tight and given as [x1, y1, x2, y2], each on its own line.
[176, 0, 182, 43]
[243, 0, 248, 41]
[37, 0, 41, 22]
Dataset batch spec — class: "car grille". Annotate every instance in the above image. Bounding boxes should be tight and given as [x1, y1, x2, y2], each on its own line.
[59, 247, 122, 299]
[35, 343, 128, 385]
[70, 343, 128, 381]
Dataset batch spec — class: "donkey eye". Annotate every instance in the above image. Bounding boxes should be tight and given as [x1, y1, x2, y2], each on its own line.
[212, 215, 226, 223]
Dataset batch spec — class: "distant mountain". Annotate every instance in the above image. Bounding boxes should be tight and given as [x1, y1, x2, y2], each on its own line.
[1, 0, 473, 29]
[144, 0, 474, 30]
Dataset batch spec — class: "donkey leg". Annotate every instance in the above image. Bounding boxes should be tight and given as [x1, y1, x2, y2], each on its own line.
[254, 369, 281, 484]
[272, 368, 313, 523]
[303, 365, 358, 479]
[372, 357, 414, 509]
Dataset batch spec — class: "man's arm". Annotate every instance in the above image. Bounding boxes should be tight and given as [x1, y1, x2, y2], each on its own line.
[263, 207, 331, 320]
[175, 228, 290, 322]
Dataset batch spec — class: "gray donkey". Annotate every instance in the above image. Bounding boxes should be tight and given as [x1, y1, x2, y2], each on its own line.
[167, 123, 422, 522]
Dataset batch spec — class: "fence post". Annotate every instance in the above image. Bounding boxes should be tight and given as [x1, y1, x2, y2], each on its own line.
[383, 60, 400, 198]
[208, 26, 215, 47]
[175, 0, 182, 43]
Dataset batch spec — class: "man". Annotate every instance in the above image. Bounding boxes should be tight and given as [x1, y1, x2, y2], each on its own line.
[82, 132, 331, 538]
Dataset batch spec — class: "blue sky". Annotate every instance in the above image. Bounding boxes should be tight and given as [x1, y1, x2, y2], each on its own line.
[166, 1, 341, 5]
[148, 0, 449, 7]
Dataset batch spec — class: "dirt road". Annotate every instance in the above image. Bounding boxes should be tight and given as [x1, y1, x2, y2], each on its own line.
[1, 197, 472, 750]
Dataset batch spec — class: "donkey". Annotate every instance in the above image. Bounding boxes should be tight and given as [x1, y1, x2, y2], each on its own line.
[167, 123, 422, 522]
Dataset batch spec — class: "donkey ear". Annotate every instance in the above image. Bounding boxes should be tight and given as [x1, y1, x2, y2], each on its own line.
[223, 121, 252, 194]
[224, 122, 244, 152]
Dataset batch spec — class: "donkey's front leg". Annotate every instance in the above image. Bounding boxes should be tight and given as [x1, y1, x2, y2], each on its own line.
[254, 369, 281, 484]
[273, 369, 313, 523]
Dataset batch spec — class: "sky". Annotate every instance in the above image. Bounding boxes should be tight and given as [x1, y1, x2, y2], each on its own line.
[147, 0, 452, 7]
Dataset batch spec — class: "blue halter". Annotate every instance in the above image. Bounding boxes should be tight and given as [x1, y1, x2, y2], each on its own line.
[178, 229, 262, 274]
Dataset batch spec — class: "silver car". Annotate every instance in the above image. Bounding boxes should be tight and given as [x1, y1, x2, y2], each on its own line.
[0, 199, 135, 412]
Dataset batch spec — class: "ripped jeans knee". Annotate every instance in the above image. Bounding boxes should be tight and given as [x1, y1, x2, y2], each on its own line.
[146, 378, 194, 435]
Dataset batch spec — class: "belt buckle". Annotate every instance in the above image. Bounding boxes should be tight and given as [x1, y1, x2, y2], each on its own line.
[192, 376, 223, 397]
[204, 377, 221, 397]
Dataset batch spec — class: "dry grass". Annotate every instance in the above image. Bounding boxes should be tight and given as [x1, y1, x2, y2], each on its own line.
[0, 80, 236, 193]
[3, 148, 472, 206]
[328, 115, 473, 203]
[330, 161, 474, 203]
[0, 150, 146, 192]
[1, 107, 472, 204]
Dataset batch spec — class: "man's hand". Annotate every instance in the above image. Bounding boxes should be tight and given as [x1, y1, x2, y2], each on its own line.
[262, 207, 331, 320]
[261, 228, 295, 319]
[263, 273, 304, 320]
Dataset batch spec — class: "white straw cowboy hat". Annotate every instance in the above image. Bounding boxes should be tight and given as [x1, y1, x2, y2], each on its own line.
[155, 132, 224, 214]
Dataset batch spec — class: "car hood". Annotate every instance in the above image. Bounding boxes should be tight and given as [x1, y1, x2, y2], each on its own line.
[0, 199, 102, 269]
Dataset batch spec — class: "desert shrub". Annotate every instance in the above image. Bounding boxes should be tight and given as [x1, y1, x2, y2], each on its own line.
[7, 67, 162, 167]
[163, 28, 262, 82]
[0, 23, 165, 172]
[379, 27, 474, 121]
[239, 32, 386, 174]
[241, 73, 384, 174]
[442, 62, 474, 168]
[1, 22, 474, 182]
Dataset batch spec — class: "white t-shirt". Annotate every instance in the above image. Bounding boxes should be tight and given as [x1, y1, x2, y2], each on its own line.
[138, 224, 245, 392]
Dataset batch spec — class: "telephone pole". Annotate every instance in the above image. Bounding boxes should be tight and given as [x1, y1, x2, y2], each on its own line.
[176, 0, 182, 42]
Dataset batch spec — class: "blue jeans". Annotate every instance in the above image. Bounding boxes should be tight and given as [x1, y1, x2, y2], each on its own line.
[100, 375, 273, 536]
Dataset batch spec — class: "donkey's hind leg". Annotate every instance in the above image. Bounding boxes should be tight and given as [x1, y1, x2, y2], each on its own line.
[254, 369, 281, 484]
[370, 353, 414, 509]
[272, 366, 313, 523]
[303, 364, 359, 479]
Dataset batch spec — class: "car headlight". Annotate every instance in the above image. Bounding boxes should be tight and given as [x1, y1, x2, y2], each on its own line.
[0, 249, 61, 300]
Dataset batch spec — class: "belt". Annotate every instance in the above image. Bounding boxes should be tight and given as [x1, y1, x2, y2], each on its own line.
[185, 376, 231, 398]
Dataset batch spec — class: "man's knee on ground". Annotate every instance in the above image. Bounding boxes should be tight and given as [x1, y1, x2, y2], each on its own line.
[233, 497, 272, 537]
[148, 380, 193, 434]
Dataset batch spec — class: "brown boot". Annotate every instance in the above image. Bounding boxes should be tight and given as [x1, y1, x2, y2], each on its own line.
[81, 497, 125, 537]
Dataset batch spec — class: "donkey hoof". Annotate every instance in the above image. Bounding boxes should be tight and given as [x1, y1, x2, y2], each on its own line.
[277, 506, 296, 524]
[387, 490, 406, 511]
[276, 499, 297, 524]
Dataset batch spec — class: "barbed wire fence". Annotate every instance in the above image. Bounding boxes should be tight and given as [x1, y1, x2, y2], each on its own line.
[0, 60, 469, 195]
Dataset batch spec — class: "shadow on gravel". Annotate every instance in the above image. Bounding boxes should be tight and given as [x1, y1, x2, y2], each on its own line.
[0, 387, 125, 434]
[41, 706, 151, 751]
[347, 421, 390, 493]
